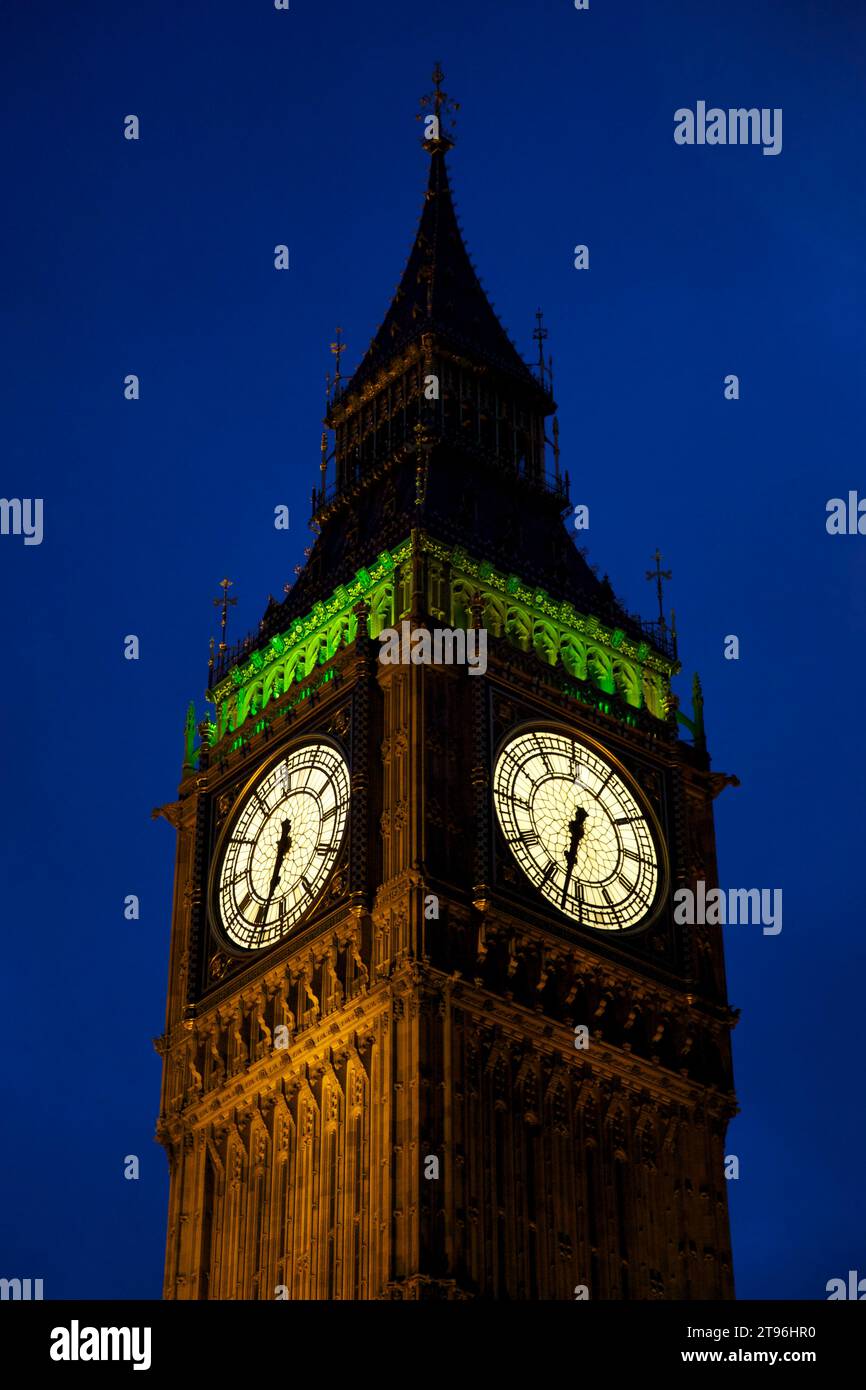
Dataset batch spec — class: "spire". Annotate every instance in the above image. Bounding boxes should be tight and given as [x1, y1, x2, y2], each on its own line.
[339, 66, 550, 405]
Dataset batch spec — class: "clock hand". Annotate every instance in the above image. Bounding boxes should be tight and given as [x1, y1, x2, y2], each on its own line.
[271, 818, 293, 887]
[259, 818, 293, 926]
[560, 806, 588, 909]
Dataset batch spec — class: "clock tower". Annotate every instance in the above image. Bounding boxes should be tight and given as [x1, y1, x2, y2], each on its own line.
[156, 70, 738, 1300]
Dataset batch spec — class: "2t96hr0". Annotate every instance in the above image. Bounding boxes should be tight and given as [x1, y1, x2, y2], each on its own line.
[756, 1328, 815, 1338]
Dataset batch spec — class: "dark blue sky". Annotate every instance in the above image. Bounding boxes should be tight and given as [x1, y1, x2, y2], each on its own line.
[1, 0, 863, 1299]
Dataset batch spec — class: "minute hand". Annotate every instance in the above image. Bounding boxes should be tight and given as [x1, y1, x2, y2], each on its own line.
[560, 807, 588, 908]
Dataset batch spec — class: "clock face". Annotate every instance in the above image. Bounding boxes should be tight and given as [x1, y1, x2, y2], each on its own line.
[213, 741, 350, 951]
[493, 728, 661, 932]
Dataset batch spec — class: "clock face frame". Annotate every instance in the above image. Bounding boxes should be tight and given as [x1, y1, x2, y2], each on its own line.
[209, 739, 350, 954]
[493, 724, 667, 934]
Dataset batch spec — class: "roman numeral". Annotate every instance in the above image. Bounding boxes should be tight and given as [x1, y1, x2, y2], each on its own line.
[533, 740, 553, 772]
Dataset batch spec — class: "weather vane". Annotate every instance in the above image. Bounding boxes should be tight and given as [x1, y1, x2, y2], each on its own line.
[418, 62, 459, 150]
[213, 577, 238, 655]
[330, 327, 345, 395]
[645, 549, 672, 630]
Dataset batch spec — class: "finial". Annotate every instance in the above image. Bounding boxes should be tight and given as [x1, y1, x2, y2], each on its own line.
[692, 670, 703, 718]
[212, 577, 238, 655]
[687, 671, 705, 748]
[320, 430, 328, 500]
[533, 309, 548, 389]
[330, 327, 345, 395]
[418, 62, 459, 152]
[645, 549, 673, 633]
[432, 61, 444, 105]
[183, 700, 197, 772]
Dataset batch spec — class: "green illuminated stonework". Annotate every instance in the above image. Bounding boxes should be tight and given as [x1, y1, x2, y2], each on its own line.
[195, 532, 678, 759]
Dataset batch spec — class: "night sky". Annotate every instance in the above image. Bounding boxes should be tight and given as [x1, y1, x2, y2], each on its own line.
[1, 0, 864, 1299]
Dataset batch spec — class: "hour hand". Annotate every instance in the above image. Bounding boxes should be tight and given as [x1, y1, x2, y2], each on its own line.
[560, 807, 588, 908]
[262, 819, 293, 917]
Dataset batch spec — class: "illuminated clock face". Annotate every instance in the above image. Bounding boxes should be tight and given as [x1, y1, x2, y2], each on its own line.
[214, 742, 350, 951]
[493, 729, 661, 932]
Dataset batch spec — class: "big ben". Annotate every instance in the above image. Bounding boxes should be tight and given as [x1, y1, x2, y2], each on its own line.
[155, 68, 737, 1301]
